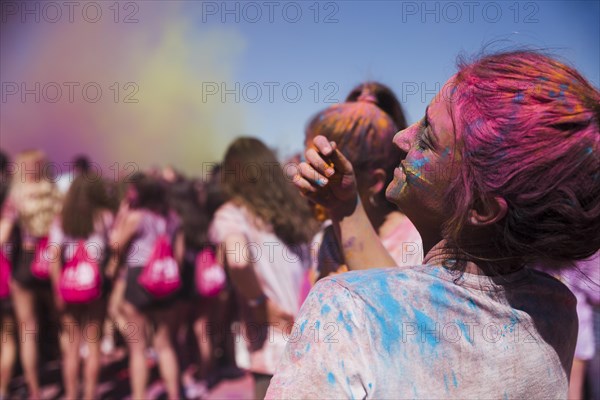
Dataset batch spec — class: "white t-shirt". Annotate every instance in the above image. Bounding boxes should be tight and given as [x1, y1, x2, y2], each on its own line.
[209, 201, 311, 375]
[266, 265, 577, 399]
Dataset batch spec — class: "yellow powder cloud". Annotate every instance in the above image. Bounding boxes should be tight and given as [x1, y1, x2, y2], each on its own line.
[1, 1, 246, 177]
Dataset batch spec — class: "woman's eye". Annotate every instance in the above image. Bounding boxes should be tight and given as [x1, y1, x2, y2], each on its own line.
[416, 127, 430, 150]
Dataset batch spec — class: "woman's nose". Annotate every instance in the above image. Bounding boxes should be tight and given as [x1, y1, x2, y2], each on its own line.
[393, 123, 417, 153]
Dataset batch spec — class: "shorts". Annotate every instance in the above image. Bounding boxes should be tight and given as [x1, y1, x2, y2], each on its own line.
[0, 297, 12, 314]
[11, 249, 51, 290]
[63, 297, 107, 325]
[124, 267, 179, 311]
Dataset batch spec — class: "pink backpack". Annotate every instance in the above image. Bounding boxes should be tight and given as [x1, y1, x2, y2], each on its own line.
[138, 235, 181, 297]
[0, 250, 11, 299]
[31, 236, 51, 280]
[195, 246, 226, 297]
[59, 240, 102, 303]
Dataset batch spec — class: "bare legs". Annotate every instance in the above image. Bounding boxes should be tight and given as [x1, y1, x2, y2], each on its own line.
[121, 301, 180, 400]
[0, 308, 17, 399]
[11, 281, 40, 399]
[60, 301, 105, 400]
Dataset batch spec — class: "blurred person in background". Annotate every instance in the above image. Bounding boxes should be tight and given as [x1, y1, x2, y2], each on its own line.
[209, 137, 318, 399]
[47, 175, 114, 399]
[203, 164, 240, 381]
[305, 86, 422, 281]
[101, 174, 129, 358]
[0, 149, 17, 400]
[562, 251, 600, 400]
[0, 150, 62, 399]
[590, 301, 600, 400]
[0, 150, 11, 206]
[56, 155, 92, 194]
[109, 172, 181, 400]
[170, 178, 228, 398]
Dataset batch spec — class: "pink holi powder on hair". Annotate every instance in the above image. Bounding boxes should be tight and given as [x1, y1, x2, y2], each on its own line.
[306, 102, 399, 180]
[443, 51, 600, 265]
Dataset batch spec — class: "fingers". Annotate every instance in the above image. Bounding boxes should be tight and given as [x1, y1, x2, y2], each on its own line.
[292, 170, 331, 205]
[313, 135, 335, 156]
[328, 146, 354, 175]
[292, 171, 317, 194]
[292, 145, 332, 196]
[310, 136, 353, 176]
[294, 135, 358, 209]
[303, 150, 333, 182]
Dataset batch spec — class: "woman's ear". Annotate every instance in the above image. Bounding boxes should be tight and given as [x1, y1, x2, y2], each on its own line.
[368, 168, 387, 196]
[468, 196, 508, 226]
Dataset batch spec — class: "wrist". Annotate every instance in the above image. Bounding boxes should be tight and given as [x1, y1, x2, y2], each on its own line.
[329, 195, 360, 221]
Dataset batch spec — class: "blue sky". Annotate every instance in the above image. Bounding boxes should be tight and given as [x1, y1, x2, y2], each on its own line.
[195, 0, 600, 158]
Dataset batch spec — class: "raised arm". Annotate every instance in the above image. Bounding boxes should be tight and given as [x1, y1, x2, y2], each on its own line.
[294, 135, 396, 270]
[109, 201, 141, 259]
[0, 197, 17, 246]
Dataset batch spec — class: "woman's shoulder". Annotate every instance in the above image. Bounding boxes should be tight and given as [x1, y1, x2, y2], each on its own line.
[214, 200, 265, 229]
[212, 200, 246, 223]
[209, 201, 248, 240]
[215, 200, 242, 214]
[315, 266, 431, 307]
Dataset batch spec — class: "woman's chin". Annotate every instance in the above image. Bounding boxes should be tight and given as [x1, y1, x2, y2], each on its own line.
[385, 180, 404, 205]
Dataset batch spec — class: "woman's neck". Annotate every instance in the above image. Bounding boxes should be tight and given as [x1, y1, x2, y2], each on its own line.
[423, 239, 522, 276]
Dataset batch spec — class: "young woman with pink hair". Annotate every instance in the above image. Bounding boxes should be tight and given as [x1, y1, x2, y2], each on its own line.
[268, 51, 600, 398]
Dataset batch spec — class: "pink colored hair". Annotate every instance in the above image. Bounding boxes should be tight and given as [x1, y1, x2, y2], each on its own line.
[306, 102, 401, 207]
[445, 51, 600, 267]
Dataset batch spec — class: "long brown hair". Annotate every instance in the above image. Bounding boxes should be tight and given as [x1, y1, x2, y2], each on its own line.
[61, 176, 112, 238]
[222, 137, 318, 246]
